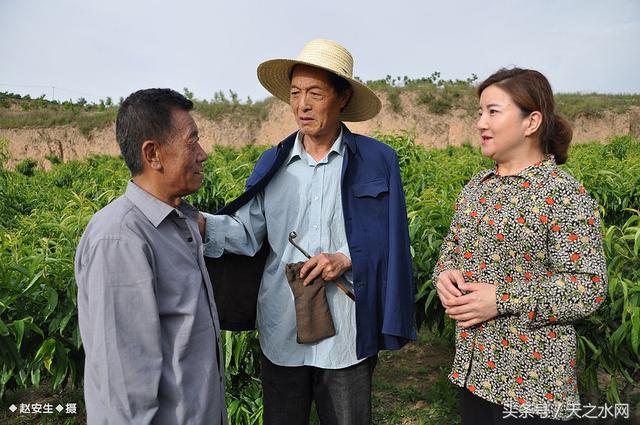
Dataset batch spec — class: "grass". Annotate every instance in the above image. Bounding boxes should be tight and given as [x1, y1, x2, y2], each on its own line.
[0, 109, 117, 138]
[371, 329, 459, 425]
[0, 90, 273, 136]
[555, 93, 640, 120]
[366, 75, 640, 118]
[193, 96, 274, 125]
[1, 329, 457, 425]
[0, 381, 85, 425]
[3, 79, 639, 138]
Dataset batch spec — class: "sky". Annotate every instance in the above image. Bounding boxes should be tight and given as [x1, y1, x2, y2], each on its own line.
[1, 0, 639, 104]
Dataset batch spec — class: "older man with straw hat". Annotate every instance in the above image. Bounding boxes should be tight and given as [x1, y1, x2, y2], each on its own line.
[201, 39, 416, 425]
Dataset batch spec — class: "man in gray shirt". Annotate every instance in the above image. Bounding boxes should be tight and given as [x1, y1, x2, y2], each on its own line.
[75, 89, 226, 424]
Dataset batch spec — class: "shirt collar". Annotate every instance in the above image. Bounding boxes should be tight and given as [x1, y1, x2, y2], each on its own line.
[286, 127, 345, 166]
[480, 154, 557, 182]
[124, 181, 198, 227]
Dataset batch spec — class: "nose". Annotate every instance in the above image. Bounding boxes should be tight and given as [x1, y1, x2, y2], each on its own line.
[476, 112, 487, 131]
[196, 143, 207, 163]
[299, 92, 311, 111]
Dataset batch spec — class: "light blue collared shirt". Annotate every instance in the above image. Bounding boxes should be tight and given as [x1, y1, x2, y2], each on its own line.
[204, 129, 359, 369]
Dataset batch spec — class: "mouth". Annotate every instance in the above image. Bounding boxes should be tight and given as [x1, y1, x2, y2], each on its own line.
[481, 135, 493, 144]
[299, 116, 314, 124]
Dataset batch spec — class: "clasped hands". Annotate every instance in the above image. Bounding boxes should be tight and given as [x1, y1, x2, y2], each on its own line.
[435, 269, 498, 328]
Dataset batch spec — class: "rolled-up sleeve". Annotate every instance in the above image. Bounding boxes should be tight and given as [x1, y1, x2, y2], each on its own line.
[202, 193, 267, 258]
[78, 238, 162, 424]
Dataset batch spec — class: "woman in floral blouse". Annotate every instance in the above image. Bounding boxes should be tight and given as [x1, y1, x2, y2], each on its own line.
[434, 68, 607, 424]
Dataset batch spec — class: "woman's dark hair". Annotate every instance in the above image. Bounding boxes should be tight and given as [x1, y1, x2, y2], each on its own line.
[116, 88, 193, 175]
[478, 68, 572, 164]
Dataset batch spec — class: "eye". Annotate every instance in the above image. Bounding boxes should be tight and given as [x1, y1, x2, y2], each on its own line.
[310, 91, 323, 99]
[290, 89, 300, 96]
[489, 109, 498, 115]
[188, 136, 199, 148]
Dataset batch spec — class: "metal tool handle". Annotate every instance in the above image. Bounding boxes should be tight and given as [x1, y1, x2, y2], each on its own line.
[288, 231, 355, 301]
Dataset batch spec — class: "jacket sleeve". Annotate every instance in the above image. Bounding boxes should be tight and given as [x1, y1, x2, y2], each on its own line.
[381, 151, 417, 340]
[202, 149, 275, 257]
[202, 195, 266, 258]
[495, 186, 608, 327]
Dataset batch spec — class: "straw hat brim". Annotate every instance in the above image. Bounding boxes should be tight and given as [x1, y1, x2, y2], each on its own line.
[257, 59, 381, 122]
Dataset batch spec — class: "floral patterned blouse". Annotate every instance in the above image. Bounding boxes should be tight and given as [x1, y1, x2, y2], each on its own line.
[434, 155, 608, 420]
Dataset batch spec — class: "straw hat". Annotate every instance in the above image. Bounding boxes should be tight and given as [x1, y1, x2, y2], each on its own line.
[257, 39, 381, 122]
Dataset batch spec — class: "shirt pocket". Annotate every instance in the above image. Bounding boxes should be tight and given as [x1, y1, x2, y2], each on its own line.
[350, 178, 390, 231]
[352, 178, 389, 198]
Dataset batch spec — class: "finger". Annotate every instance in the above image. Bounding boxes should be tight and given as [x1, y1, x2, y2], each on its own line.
[446, 304, 474, 316]
[446, 293, 474, 307]
[436, 292, 454, 308]
[447, 311, 477, 321]
[303, 264, 324, 286]
[436, 289, 457, 308]
[438, 272, 462, 297]
[197, 213, 206, 238]
[458, 318, 481, 328]
[458, 282, 481, 293]
[438, 286, 460, 302]
[450, 270, 466, 295]
[436, 279, 461, 300]
[299, 257, 319, 278]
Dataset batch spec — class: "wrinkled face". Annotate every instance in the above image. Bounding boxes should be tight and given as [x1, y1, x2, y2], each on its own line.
[476, 84, 531, 162]
[289, 65, 349, 140]
[159, 109, 207, 198]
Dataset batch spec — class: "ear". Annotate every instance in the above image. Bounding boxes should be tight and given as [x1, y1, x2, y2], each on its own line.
[524, 111, 543, 137]
[141, 140, 163, 171]
[339, 87, 353, 111]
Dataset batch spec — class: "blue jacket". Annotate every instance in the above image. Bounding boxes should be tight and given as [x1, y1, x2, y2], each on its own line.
[218, 125, 416, 359]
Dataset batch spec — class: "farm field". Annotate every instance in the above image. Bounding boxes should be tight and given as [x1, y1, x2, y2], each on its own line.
[0, 134, 639, 424]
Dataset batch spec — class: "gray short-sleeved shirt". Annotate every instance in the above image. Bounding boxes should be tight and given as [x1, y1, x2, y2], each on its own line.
[75, 181, 227, 425]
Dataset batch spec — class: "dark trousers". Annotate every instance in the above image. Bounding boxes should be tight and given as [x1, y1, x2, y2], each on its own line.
[261, 354, 377, 425]
[460, 388, 577, 424]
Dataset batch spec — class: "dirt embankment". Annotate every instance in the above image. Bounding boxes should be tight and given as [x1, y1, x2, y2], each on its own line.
[2, 92, 639, 169]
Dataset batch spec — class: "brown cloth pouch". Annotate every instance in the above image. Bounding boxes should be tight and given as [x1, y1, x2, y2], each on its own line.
[285, 262, 336, 344]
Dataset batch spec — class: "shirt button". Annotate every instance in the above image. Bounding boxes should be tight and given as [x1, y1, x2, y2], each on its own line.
[313, 225, 319, 230]
[314, 196, 319, 201]
[187, 237, 193, 242]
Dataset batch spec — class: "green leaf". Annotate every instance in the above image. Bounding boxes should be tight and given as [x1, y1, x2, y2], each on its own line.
[43, 287, 59, 319]
[33, 338, 56, 367]
[21, 270, 44, 294]
[580, 336, 602, 358]
[0, 318, 9, 336]
[631, 307, 640, 357]
[11, 318, 25, 350]
[30, 368, 40, 387]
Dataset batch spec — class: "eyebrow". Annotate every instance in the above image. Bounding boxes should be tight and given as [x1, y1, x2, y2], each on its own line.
[290, 84, 325, 91]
